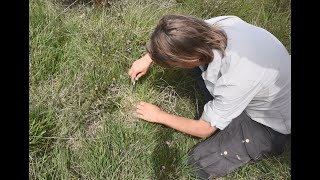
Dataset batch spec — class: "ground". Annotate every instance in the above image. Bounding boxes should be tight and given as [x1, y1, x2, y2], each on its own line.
[29, 0, 291, 179]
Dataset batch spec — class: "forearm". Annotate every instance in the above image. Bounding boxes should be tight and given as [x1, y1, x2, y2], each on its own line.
[156, 111, 217, 138]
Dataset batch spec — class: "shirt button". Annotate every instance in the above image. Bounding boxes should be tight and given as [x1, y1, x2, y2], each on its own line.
[224, 151, 228, 155]
[245, 139, 250, 143]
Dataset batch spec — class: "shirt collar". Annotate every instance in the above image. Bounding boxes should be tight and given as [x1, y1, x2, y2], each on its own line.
[201, 49, 223, 84]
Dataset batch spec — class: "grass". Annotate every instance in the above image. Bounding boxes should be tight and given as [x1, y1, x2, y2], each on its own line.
[29, 0, 291, 179]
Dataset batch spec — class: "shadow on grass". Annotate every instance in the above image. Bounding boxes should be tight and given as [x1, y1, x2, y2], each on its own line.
[152, 125, 181, 180]
[144, 67, 209, 179]
[152, 68, 207, 119]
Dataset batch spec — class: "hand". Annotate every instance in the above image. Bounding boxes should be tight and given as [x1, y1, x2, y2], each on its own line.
[128, 53, 153, 82]
[135, 101, 163, 123]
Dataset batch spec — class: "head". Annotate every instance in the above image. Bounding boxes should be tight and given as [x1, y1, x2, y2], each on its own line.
[146, 15, 227, 68]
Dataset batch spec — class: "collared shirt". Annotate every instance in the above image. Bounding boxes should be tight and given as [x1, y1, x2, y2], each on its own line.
[200, 16, 291, 134]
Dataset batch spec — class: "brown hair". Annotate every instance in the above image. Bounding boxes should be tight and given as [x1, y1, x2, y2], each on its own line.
[146, 15, 227, 68]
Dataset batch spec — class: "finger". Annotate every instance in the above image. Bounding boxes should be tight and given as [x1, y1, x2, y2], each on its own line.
[131, 74, 136, 82]
[128, 68, 137, 81]
[129, 71, 136, 82]
[136, 104, 143, 110]
[136, 109, 144, 115]
[132, 111, 143, 118]
[137, 114, 144, 119]
[135, 72, 145, 81]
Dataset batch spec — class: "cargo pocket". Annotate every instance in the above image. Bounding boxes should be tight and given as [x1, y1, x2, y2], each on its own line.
[219, 127, 251, 167]
[240, 118, 272, 161]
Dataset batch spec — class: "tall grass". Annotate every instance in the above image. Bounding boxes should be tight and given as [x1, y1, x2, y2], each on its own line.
[29, 0, 291, 179]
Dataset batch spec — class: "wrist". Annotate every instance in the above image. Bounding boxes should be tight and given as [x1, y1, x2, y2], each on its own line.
[155, 110, 167, 124]
[144, 53, 153, 64]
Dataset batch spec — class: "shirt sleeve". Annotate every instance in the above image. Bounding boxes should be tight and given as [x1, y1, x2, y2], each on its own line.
[200, 68, 264, 130]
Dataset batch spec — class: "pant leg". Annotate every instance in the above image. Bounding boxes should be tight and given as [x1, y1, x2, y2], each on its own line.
[188, 112, 291, 179]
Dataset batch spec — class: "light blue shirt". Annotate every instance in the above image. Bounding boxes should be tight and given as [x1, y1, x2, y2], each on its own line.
[200, 16, 291, 134]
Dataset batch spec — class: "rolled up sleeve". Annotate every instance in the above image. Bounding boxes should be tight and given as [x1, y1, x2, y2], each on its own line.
[200, 76, 263, 130]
